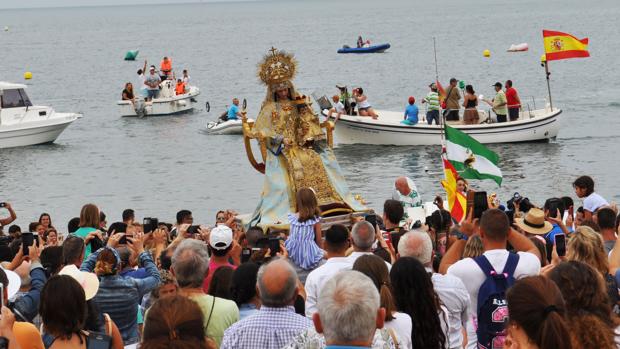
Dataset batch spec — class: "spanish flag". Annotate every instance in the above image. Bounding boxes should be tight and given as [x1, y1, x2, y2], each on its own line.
[543, 30, 589, 61]
[441, 151, 466, 222]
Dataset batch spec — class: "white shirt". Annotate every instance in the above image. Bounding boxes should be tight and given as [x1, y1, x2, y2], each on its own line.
[304, 256, 351, 317]
[384, 312, 413, 349]
[183, 75, 191, 86]
[138, 73, 148, 90]
[584, 192, 608, 212]
[430, 270, 472, 349]
[333, 101, 345, 113]
[447, 249, 540, 346]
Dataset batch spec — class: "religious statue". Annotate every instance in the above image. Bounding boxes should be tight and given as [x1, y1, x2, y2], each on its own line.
[244, 48, 365, 228]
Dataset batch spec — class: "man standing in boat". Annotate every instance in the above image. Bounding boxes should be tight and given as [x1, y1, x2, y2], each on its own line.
[505, 80, 521, 121]
[422, 83, 440, 125]
[444, 78, 461, 122]
[490, 82, 508, 122]
[145, 66, 161, 101]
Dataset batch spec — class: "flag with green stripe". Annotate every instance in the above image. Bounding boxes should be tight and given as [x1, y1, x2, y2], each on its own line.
[444, 125, 502, 186]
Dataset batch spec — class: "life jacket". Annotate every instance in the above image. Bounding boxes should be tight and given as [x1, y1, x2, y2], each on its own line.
[160, 60, 172, 73]
[175, 82, 185, 95]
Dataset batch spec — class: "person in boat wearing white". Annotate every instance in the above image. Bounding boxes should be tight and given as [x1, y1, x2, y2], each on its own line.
[136, 60, 149, 99]
[353, 87, 378, 119]
[182, 69, 191, 86]
[392, 176, 422, 209]
[144, 66, 161, 101]
[327, 95, 345, 122]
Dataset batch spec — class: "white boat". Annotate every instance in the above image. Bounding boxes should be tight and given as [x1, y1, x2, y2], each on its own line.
[321, 105, 561, 146]
[206, 118, 254, 135]
[0, 82, 80, 149]
[117, 80, 200, 117]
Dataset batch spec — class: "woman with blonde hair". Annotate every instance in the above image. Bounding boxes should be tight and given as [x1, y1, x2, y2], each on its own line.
[462, 235, 483, 259]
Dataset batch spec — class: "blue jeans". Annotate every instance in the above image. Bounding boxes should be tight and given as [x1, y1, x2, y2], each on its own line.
[427, 110, 440, 125]
[147, 89, 159, 99]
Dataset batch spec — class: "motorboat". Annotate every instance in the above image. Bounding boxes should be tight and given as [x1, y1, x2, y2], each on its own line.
[206, 118, 254, 135]
[319, 102, 561, 146]
[0, 82, 80, 149]
[117, 80, 200, 117]
[338, 43, 391, 54]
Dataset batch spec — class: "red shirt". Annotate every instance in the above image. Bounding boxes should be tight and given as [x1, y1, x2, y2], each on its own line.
[202, 260, 237, 293]
[505, 87, 520, 108]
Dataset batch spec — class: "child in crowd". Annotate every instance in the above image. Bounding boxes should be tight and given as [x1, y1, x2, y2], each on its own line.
[285, 188, 324, 272]
[573, 175, 609, 220]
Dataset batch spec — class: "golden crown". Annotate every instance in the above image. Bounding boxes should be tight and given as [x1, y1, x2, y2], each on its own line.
[258, 47, 297, 86]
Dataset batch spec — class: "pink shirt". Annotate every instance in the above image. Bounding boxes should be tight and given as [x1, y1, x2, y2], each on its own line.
[202, 260, 237, 293]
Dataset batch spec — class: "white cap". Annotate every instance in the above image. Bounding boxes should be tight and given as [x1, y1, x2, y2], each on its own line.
[209, 225, 233, 250]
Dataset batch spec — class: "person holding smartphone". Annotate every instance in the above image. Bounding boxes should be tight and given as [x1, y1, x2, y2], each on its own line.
[0, 202, 17, 229]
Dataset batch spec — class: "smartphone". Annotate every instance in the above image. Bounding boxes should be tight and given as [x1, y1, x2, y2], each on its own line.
[268, 238, 281, 255]
[365, 214, 377, 227]
[119, 234, 133, 245]
[187, 225, 201, 236]
[143, 217, 159, 234]
[21, 232, 34, 256]
[33, 233, 40, 247]
[473, 191, 489, 219]
[241, 248, 252, 263]
[382, 232, 391, 244]
[0, 284, 4, 308]
[85, 333, 112, 349]
[555, 233, 566, 257]
[546, 199, 562, 218]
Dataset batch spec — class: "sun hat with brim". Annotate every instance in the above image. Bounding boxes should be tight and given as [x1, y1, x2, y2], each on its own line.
[59, 264, 100, 300]
[1, 267, 21, 299]
[514, 208, 553, 235]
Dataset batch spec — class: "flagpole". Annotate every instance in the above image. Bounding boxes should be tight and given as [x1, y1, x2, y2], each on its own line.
[543, 59, 553, 111]
[433, 37, 446, 146]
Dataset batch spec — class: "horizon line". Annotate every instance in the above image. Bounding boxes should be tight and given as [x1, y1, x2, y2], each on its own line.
[0, 0, 263, 11]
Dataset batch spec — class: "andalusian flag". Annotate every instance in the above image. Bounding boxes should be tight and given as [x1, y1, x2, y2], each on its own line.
[543, 30, 589, 61]
[445, 125, 502, 186]
[441, 153, 467, 222]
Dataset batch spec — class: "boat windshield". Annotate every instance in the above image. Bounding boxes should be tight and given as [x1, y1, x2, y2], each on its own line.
[1, 89, 33, 108]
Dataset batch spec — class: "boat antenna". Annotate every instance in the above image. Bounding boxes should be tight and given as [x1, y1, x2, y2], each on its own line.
[433, 37, 446, 147]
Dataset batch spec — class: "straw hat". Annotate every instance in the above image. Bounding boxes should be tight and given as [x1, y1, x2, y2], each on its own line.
[514, 208, 553, 235]
[59, 265, 100, 300]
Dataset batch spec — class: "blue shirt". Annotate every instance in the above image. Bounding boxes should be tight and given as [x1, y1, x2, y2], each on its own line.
[404, 104, 419, 123]
[228, 104, 240, 120]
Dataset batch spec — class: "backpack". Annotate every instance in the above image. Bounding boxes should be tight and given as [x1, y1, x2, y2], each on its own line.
[474, 253, 519, 349]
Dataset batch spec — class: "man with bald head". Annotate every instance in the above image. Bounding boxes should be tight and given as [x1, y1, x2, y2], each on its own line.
[221, 258, 312, 349]
[346, 221, 391, 269]
[392, 176, 422, 211]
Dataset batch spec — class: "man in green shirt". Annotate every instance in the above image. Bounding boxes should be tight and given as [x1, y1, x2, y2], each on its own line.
[491, 82, 508, 123]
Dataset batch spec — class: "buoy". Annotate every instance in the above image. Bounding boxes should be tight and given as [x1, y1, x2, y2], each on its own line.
[23, 71, 32, 80]
[458, 80, 466, 89]
[540, 54, 547, 63]
[124, 50, 139, 61]
[483, 49, 491, 57]
[3, 26, 8, 32]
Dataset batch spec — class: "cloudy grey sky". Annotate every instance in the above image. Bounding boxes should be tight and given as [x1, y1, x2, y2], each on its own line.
[0, 0, 251, 9]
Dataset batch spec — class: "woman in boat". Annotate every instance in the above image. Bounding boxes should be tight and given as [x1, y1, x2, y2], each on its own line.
[122, 83, 135, 102]
[462, 84, 478, 125]
[353, 87, 378, 119]
[249, 48, 365, 227]
[357, 35, 364, 48]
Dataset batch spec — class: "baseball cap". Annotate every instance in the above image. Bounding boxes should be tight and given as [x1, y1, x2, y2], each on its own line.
[493, 82, 502, 88]
[408, 96, 415, 104]
[209, 225, 233, 250]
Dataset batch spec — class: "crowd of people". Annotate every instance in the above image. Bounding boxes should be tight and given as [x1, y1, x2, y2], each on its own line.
[0, 173, 618, 348]
[121, 57, 192, 103]
[327, 79, 522, 127]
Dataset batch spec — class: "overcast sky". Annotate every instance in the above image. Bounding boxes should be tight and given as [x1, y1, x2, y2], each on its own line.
[0, 0, 250, 9]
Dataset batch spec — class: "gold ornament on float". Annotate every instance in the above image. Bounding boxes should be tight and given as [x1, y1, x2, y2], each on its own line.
[258, 47, 297, 88]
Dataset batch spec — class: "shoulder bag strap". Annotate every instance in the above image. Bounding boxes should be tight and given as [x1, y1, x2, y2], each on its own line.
[473, 255, 495, 275]
[387, 328, 400, 349]
[205, 296, 216, 332]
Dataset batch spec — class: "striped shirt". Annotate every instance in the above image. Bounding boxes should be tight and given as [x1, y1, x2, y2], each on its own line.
[221, 306, 313, 349]
[285, 213, 324, 270]
[425, 91, 440, 111]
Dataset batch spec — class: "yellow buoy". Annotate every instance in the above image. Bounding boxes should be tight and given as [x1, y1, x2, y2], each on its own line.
[23, 71, 32, 80]
[540, 54, 547, 63]
[483, 49, 491, 57]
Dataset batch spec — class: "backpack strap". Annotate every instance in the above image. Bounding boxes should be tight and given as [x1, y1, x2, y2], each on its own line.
[502, 253, 520, 276]
[473, 255, 496, 276]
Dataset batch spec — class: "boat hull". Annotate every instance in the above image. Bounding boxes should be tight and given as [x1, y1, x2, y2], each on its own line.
[0, 115, 78, 149]
[325, 108, 562, 145]
[337, 43, 391, 54]
[206, 119, 254, 135]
